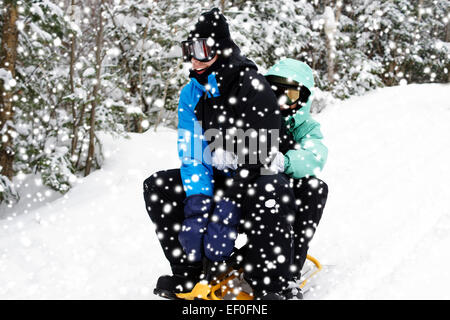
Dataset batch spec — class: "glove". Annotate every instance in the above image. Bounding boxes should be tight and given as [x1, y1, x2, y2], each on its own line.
[211, 149, 238, 171]
[204, 199, 241, 262]
[178, 194, 213, 262]
[269, 151, 285, 173]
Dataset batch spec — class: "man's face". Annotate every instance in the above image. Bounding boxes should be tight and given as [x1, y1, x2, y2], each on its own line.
[191, 55, 218, 74]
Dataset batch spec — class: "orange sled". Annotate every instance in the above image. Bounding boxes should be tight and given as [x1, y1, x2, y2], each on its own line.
[176, 254, 323, 300]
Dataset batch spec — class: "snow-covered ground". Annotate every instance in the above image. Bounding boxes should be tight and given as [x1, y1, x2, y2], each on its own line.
[1, 83, 449, 299]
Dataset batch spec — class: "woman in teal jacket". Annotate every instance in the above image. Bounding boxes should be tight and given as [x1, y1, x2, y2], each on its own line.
[265, 58, 329, 277]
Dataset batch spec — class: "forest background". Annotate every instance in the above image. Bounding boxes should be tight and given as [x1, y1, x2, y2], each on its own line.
[1, 0, 449, 205]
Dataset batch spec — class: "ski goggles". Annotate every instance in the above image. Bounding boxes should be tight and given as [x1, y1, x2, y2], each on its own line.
[272, 83, 311, 106]
[181, 38, 216, 62]
[272, 84, 302, 106]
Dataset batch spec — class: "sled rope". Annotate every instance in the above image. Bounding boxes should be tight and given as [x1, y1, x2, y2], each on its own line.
[176, 255, 322, 300]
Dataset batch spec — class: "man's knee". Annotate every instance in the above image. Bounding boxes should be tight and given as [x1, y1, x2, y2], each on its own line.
[244, 174, 295, 216]
[143, 171, 169, 215]
[253, 174, 294, 199]
[143, 170, 166, 195]
[307, 177, 329, 205]
[296, 177, 328, 200]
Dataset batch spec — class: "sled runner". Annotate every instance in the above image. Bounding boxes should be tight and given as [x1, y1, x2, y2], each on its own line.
[174, 254, 323, 300]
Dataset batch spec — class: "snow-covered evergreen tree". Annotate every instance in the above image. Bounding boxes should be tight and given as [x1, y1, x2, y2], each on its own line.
[12, 0, 77, 195]
[0, 0, 20, 203]
[1, 0, 449, 205]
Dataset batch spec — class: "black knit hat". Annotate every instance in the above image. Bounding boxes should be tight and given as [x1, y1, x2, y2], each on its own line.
[187, 8, 231, 45]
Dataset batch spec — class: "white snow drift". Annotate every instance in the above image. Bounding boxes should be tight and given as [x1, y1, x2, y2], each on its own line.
[0, 83, 449, 299]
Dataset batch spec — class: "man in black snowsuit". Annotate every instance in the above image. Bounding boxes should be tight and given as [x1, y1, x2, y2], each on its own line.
[143, 8, 297, 299]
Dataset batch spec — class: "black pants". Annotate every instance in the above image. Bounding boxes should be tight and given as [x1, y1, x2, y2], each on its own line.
[289, 177, 328, 272]
[143, 169, 328, 292]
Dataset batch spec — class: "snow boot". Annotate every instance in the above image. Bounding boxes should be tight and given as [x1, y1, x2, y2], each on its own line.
[254, 286, 303, 300]
[154, 264, 202, 299]
[258, 292, 287, 300]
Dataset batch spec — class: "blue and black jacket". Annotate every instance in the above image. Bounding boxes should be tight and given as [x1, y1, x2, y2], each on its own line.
[177, 52, 281, 200]
[177, 46, 281, 262]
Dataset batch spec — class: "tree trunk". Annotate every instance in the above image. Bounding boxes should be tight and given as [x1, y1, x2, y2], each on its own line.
[446, 22, 450, 83]
[446, 22, 450, 45]
[325, 40, 335, 84]
[136, 18, 150, 134]
[334, 0, 343, 23]
[85, 0, 105, 176]
[219, 0, 226, 12]
[69, 0, 79, 158]
[417, 0, 424, 22]
[324, 6, 337, 85]
[387, 60, 396, 86]
[0, 2, 19, 184]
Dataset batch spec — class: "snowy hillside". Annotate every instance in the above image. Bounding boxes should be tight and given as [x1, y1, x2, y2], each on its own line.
[1, 83, 449, 299]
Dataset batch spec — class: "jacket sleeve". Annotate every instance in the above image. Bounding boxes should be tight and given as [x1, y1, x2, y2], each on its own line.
[222, 70, 281, 201]
[178, 86, 214, 197]
[284, 117, 328, 179]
